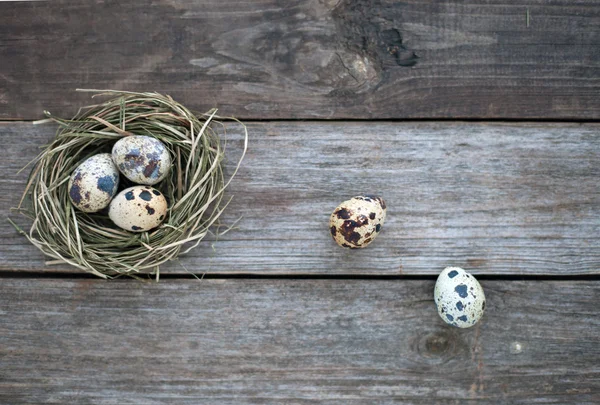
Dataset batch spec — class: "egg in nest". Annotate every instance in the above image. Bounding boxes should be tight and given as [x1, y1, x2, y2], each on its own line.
[112, 135, 172, 185]
[329, 195, 386, 248]
[109, 186, 168, 232]
[68, 153, 120, 213]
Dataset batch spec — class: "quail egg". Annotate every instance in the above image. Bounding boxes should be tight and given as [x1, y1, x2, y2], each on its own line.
[68, 153, 120, 213]
[434, 266, 486, 328]
[112, 135, 171, 185]
[329, 195, 386, 248]
[108, 186, 168, 232]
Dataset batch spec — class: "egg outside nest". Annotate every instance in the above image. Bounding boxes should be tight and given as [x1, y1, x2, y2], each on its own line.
[434, 266, 486, 328]
[329, 195, 386, 248]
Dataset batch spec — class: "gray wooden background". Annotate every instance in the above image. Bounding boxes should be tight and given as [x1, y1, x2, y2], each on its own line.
[1, 1, 599, 404]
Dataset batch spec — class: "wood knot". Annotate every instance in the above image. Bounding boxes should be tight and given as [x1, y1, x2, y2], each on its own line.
[332, 0, 418, 71]
[425, 332, 452, 355]
[415, 329, 468, 364]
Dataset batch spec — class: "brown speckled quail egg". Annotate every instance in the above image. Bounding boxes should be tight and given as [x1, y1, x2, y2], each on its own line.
[112, 135, 171, 185]
[68, 153, 120, 213]
[108, 186, 168, 232]
[329, 195, 386, 248]
[434, 266, 486, 328]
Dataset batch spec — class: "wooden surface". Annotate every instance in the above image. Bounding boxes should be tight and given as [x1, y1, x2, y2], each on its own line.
[2, 121, 599, 275]
[1, 0, 600, 120]
[2, 2, 599, 403]
[0, 278, 598, 404]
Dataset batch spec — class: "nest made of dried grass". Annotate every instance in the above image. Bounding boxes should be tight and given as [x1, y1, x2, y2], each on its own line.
[11, 90, 247, 280]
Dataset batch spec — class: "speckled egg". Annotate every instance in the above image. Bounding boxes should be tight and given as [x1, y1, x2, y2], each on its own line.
[112, 135, 171, 185]
[434, 267, 486, 328]
[108, 186, 168, 232]
[68, 153, 120, 213]
[329, 195, 386, 248]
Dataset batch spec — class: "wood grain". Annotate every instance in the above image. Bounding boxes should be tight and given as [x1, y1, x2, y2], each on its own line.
[1, 0, 599, 120]
[2, 121, 599, 276]
[0, 278, 598, 404]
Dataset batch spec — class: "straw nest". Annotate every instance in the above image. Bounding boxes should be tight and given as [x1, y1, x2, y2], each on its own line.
[12, 90, 247, 279]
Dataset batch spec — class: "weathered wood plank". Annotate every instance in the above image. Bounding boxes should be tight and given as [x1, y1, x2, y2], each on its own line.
[0, 278, 598, 404]
[2, 121, 599, 275]
[1, 0, 599, 120]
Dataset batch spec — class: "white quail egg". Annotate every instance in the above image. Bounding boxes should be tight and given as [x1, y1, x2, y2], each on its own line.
[329, 195, 386, 248]
[68, 153, 120, 213]
[434, 266, 486, 328]
[112, 135, 171, 185]
[108, 186, 168, 232]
